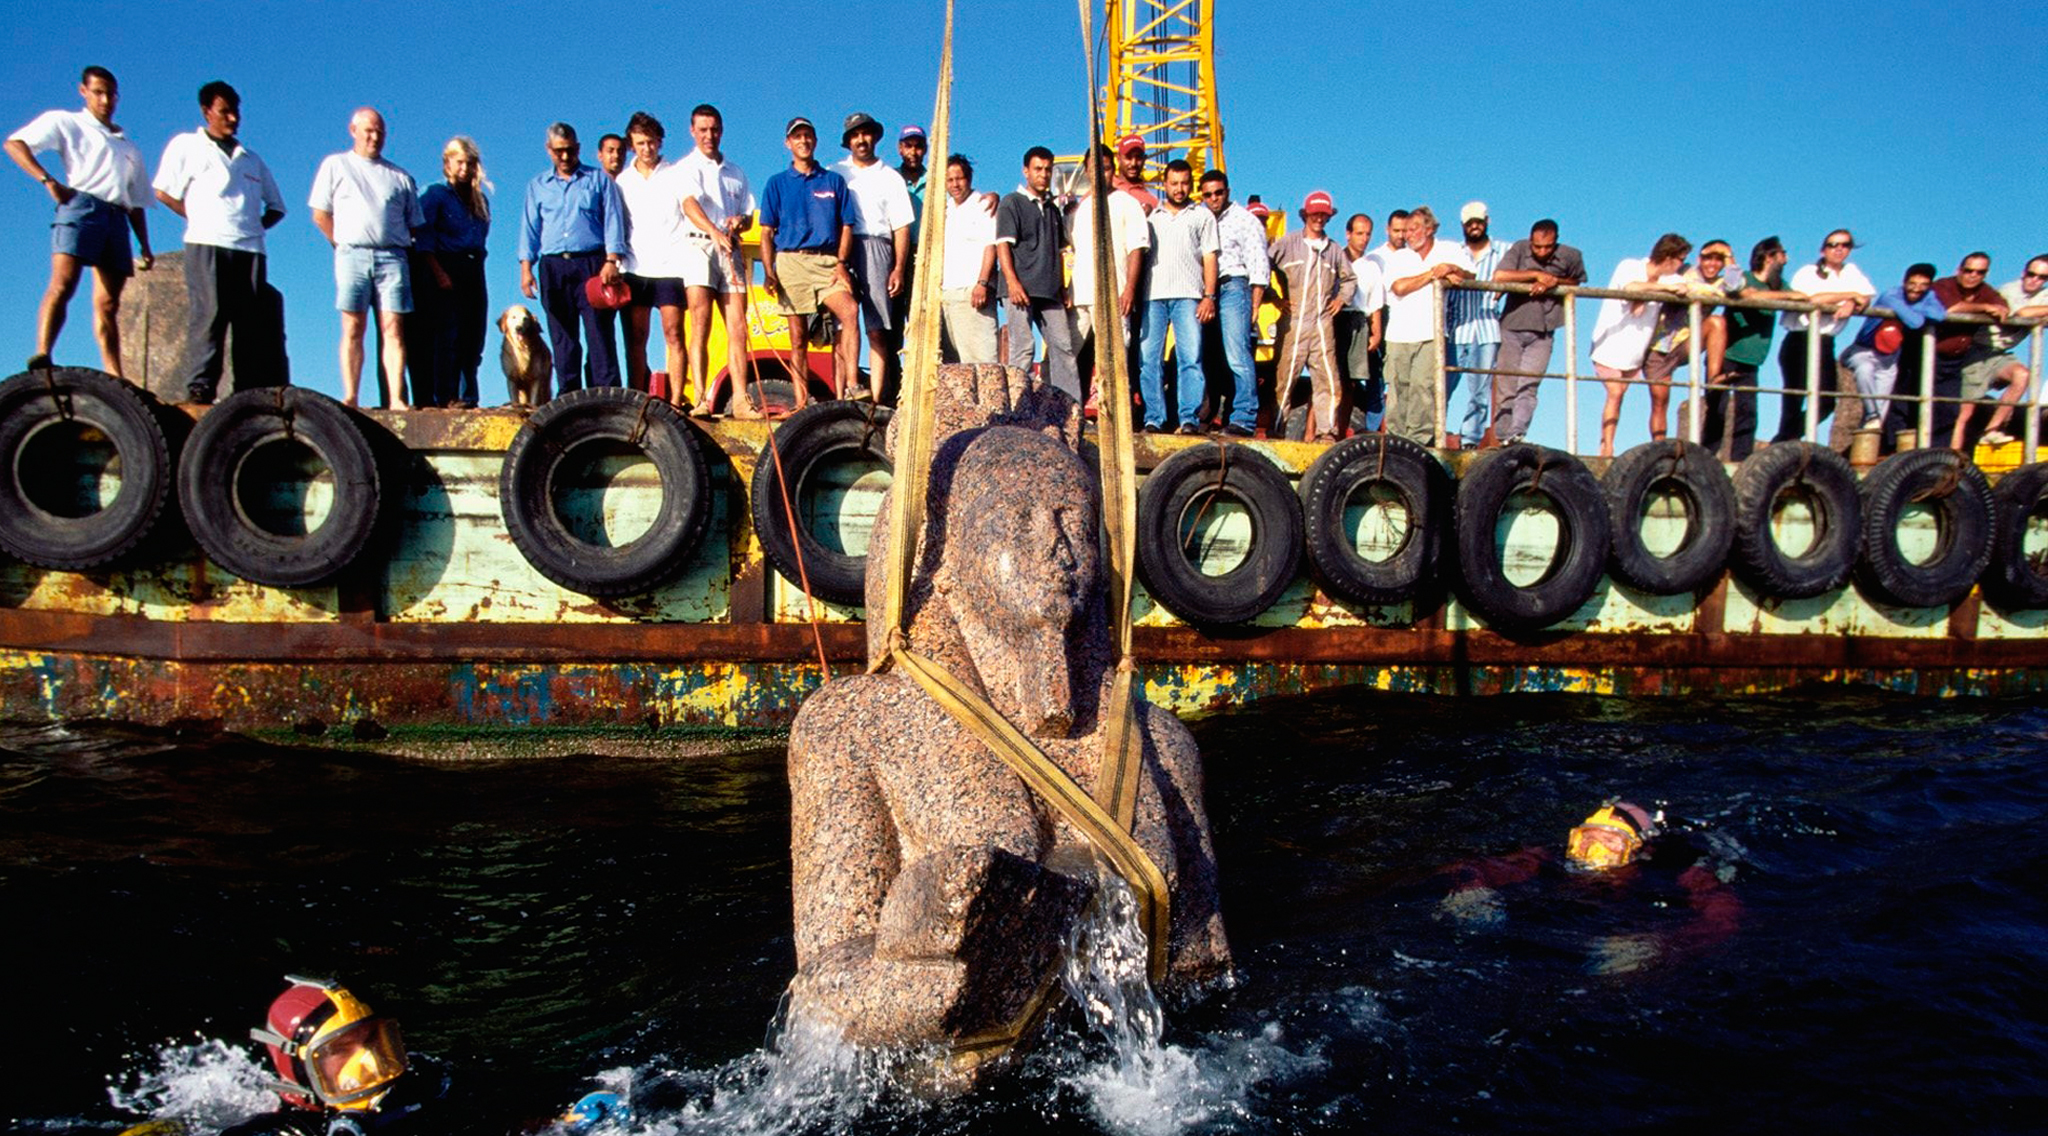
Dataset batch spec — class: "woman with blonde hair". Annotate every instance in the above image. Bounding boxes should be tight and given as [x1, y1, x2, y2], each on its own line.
[413, 135, 492, 406]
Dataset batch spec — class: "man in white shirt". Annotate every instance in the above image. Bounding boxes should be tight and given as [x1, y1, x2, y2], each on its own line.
[1140, 160, 1219, 433]
[5, 66, 154, 379]
[309, 107, 423, 408]
[614, 111, 688, 404]
[675, 104, 758, 416]
[1069, 144, 1149, 395]
[1338, 213, 1386, 428]
[831, 112, 913, 402]
[153, 80, 286, 404]
[934, 154, 1000, 364]
[1382, 206, 1473, 446]
[1201, 169, 1272, 435]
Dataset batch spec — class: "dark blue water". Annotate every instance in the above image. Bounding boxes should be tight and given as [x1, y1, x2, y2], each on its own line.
[4, 691, 2045, 1134]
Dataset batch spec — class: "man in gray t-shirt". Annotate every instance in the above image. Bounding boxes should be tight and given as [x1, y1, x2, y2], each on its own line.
[1489, 218, 1586, 442]
[1139, 159, 1219, 432]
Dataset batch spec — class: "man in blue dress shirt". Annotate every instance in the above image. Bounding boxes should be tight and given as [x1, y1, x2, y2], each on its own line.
[517, 122, 627, 393]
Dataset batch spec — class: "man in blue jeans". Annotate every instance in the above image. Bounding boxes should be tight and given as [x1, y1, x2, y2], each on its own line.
[1198, 169, 1267, 435]
[1447, 201, 1507, 447]
[1141, 160, 1218, 433]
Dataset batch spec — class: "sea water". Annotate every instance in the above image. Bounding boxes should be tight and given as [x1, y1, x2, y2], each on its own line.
[3, 689, 2044, 1133]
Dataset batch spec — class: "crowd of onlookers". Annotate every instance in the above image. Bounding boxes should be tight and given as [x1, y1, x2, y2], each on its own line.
[12, 66, 2045, 456]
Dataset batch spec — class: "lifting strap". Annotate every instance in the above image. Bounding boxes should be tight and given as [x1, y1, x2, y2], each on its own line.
[868, 0, 1170, 1017]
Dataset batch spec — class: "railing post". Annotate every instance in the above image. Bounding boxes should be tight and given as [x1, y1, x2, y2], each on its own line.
[1804, 310, 1824, 443]
[1564, 292, 1580, 456]
[1918, 329, 1937, 451]
[1686, 300, 1704, 444]
[2028, 327, 2044, 464]
[1432, 278, 1448, 448]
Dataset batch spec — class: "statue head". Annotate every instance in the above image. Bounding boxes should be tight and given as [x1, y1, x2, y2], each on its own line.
[935, 427, 1102, 736]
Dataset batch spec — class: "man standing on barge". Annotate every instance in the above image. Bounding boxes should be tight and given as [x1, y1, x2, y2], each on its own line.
[516, 122, 628, 396]
[6, 66, 154, 380]
[310, 107, 421, 409]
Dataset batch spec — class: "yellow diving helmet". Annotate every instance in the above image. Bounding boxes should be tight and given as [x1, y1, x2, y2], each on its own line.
[251, 975, 409, 1111]
[1565, 801, 1658, 870]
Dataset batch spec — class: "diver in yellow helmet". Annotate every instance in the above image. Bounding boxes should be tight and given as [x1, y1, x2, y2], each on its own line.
[1565, 800, 1660, 870]
[214, 976, 447, 1136]
[1435, 799, 1740, 974]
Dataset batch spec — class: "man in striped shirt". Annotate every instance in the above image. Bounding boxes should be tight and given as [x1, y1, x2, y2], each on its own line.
[1447, 201, 1507, 448]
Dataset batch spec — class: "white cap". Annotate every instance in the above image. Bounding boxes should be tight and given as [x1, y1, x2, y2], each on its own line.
[1460, 200, 1489, 223]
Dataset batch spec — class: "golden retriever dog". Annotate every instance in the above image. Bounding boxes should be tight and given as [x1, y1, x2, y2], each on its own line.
[497, 304, 552, 408]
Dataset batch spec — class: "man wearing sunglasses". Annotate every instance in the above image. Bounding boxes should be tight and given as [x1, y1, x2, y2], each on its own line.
[1952, 254, 2048, 448]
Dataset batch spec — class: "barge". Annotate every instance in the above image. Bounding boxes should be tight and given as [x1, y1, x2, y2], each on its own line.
[3, 362, 2046, 736]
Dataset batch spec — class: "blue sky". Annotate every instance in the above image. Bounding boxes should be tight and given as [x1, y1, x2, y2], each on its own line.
[4, 0, 2044, 449]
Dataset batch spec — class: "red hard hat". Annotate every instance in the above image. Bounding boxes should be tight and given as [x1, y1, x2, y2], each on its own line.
[1873, 319, 1905, 355]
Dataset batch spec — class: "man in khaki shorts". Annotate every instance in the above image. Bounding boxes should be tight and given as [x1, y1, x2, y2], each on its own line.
[758, 116, 860, 407]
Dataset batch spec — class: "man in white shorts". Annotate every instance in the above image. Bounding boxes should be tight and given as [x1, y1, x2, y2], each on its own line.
[676, 104, 758, 417]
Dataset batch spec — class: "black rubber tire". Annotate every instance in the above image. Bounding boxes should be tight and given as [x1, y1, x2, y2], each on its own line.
[1297, 432, 1450, 606]
[1984, 462, 2048, 609]
[1453, 443, 1611, 631]
[500, 387, 712, 597]
[1601, 439, 1736, 595]
[1730, 442, 1861, 599]
[0, 367, 175, 569]
[1136, 442, 1304, 626]
[177, 386, 384, 587]
[750, 400, 893, 606]
[1853, 448, 1993, 609]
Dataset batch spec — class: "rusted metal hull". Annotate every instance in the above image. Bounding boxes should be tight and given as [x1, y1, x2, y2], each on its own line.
[4, 409, 2046, 732]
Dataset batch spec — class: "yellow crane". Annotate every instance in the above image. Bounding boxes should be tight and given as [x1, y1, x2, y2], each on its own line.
[1100, 0, 1225, 178]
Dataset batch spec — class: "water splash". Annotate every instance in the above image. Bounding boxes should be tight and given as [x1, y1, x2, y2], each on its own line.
[105, 1036, 280, 1131]
[1052, 871, 1325, 1136]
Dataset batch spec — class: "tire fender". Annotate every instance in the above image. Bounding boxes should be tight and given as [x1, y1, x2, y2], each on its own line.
[0, 366, 175, 569]
[1984, 461, 2048, 609]
[500, 387, 713, 597]
[1601, 438, 1735, 595]
[1854, 448, 1992, 609]
[750, 400, 893, 607]
[1453, 443, 1610, 631]
[1135, 441, 1304, 626]
[1729, 442, 1860, 599]
[1297, 432, 1450, 607]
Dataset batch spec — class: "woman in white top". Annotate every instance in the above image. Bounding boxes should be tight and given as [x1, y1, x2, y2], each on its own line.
[1590, 233, 1690, 457]
[1770, 228, 1874, 443]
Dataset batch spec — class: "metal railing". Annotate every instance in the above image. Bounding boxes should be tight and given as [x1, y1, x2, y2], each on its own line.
[1425, 279, 2048, 463]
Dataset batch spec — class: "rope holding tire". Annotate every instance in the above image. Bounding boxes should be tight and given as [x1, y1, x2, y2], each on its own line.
[1135, 441, 1303, 627]
[1984, 461, 2048, 609]
[750, 400, 894, 608]
[1854, 448, 1992, 609]
[1729, 442, 1860, 600]
[1297, 432, 1451, 609]
[500, 387, 712, 597]
[1601, 438, 1735, 595]
[0, 366, 176, 570]
[1453, 443, 1610, 631]
[178, 386, 387, 588]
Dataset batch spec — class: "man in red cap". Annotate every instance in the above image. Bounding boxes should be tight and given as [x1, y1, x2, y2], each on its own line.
[1111, 133, 1159, 212]
[1267, 190, 1356, 440]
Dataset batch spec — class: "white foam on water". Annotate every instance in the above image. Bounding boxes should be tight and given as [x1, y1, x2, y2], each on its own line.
[105, 1036, 282, 1131]
[1052, 872, 1326, 1136]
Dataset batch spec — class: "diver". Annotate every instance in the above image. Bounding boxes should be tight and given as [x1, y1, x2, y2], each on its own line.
[1437, 800, 1741, 973]
[220, 976, 446, 1136]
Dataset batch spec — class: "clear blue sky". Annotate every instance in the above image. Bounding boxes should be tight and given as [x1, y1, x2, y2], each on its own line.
[4, 0, 2044, 450]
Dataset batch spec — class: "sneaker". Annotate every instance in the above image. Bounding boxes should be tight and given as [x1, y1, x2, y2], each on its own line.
[1176, 423, 1203, 435]
[25, 352, 52, 371]
[844, 383, 874, 401]
[1142, 422, 1166, 434]
[1981, 430, 2015, 446]
[1223, 423, 1255, 437]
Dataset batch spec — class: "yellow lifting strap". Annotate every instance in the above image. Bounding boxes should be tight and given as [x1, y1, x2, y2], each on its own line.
[868, 0, 1169, 989]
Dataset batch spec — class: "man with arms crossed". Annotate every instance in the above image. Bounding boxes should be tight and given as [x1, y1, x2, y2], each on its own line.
[6, 66, 153, 378]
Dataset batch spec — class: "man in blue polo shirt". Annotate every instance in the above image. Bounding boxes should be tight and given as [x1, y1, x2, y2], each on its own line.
[517, 122, 628, 394]
[759, 116, 860, 405]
